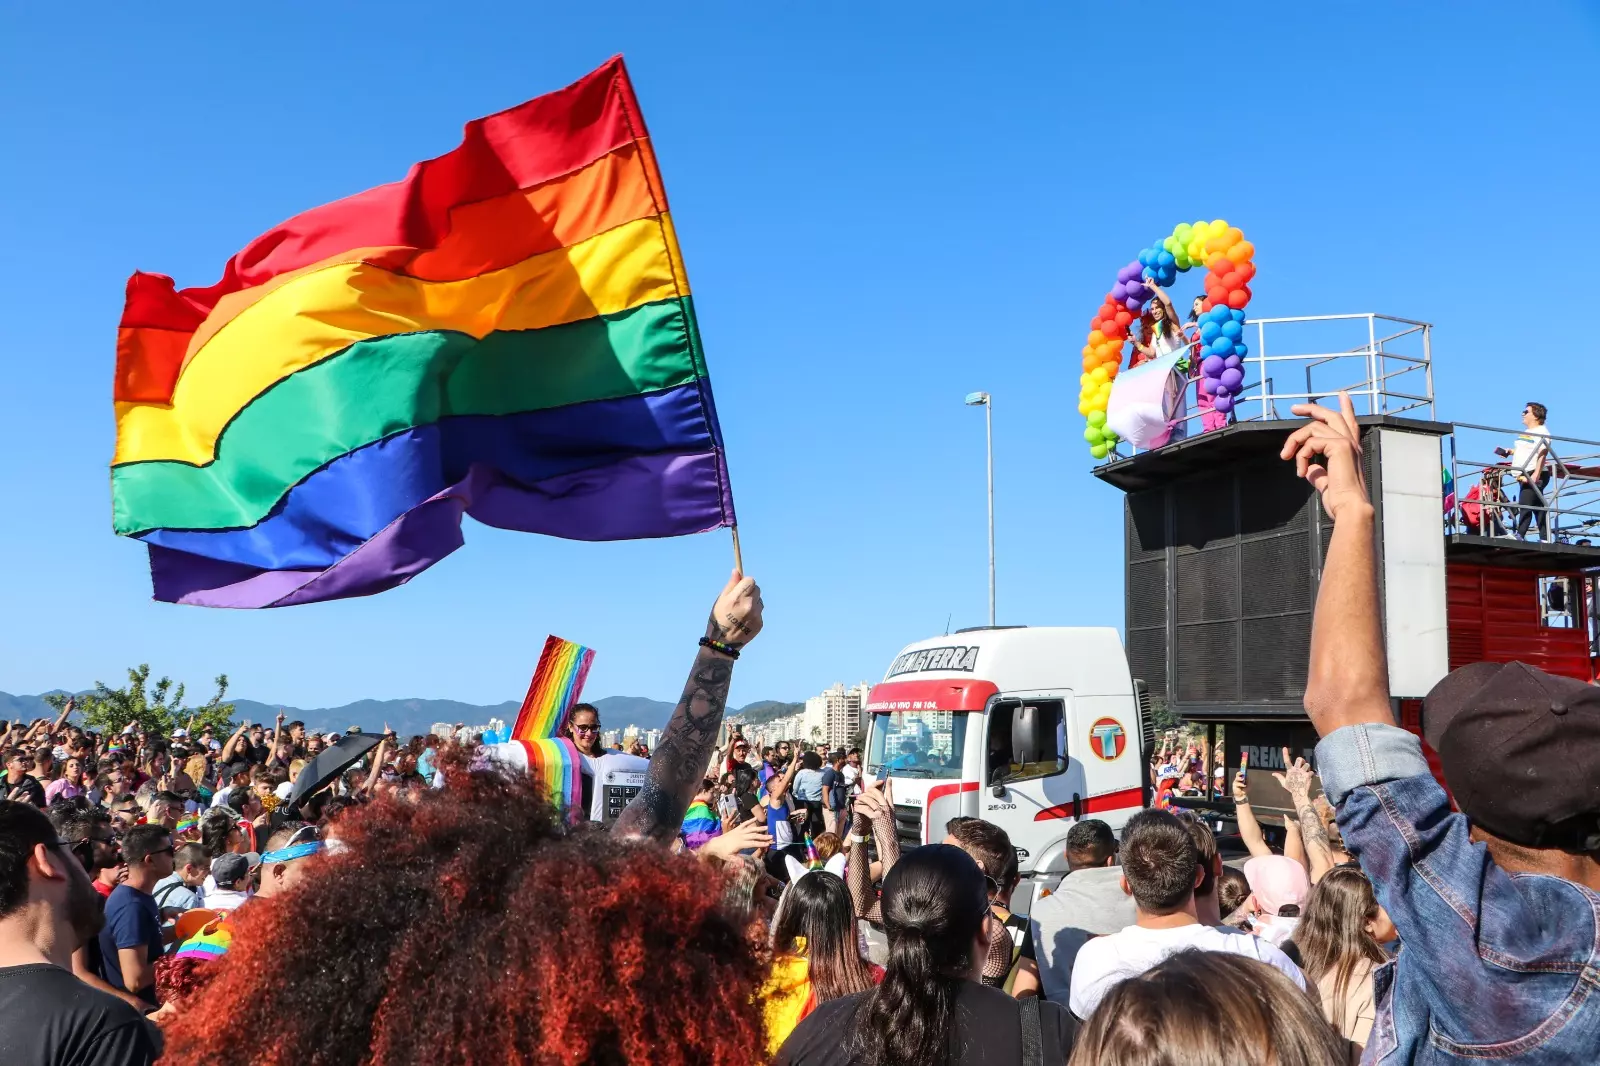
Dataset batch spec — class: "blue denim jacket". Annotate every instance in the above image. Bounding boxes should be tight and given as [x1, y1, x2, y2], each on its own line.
[1316, 723, 1600, 1064]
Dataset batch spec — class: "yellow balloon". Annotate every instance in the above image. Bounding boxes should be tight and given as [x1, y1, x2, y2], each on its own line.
[1187, 240, 1204, 259]
[1210, 218, 1228, 233]
[1091, 366, 1109, 384]
[1077, 401, 1090, 415]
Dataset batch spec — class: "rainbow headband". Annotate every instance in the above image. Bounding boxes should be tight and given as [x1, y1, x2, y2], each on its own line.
[1079, 219, 1257, 458]
[259, 841, 324, 864]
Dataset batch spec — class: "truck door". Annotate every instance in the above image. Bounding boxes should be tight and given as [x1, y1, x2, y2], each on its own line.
[977, 692, 1085, 879]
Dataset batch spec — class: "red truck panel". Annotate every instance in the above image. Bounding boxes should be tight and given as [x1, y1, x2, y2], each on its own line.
[1444, 563, 1594, 682]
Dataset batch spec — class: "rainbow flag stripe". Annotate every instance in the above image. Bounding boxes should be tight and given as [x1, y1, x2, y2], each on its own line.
[517, 738, 583, 811]
[512, 636, 596, 743]
[111, 56, 734, 608]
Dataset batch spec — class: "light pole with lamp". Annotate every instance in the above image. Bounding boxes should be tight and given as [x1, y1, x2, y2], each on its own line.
[965, 391, 995, 626]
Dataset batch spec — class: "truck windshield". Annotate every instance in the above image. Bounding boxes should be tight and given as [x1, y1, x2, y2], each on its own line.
[865, 711, 968, 779]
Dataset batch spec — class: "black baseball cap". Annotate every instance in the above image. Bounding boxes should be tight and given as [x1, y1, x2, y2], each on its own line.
[1424, 661, 1600, 852]
[223, 760, 252, 780]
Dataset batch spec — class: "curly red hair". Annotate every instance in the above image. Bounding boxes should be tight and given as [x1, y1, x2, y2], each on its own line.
[159, 749, 767, 1065]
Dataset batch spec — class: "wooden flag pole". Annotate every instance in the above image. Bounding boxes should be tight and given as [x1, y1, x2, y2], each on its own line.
[731, 526, 744, 574]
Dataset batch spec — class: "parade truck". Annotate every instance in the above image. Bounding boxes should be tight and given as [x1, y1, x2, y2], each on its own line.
[862, 627, 1150, 912]
[1091, 313, 1600, 823]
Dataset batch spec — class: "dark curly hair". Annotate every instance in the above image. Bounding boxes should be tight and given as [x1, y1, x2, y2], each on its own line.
[159, 747, 767, 1066]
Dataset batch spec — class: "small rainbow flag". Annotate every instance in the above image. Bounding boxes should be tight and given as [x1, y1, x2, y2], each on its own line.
[517, 738, 583, 812]
[175, 815, 199, 836]
[512, 635, 596, 743]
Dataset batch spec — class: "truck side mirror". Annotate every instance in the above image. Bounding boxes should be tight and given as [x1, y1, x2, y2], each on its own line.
[1012, 704, 1045, 765]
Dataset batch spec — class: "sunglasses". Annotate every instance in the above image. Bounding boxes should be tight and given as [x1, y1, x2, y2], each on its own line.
[572, 724, 601, 734]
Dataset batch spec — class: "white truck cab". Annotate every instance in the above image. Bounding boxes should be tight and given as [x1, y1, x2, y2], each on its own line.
[863, 627, 1148, 910]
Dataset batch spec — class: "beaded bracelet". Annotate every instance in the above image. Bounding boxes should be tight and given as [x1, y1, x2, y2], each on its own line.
[699, 636, 741, 659]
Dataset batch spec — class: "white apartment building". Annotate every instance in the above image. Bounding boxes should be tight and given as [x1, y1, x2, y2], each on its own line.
[803, 682, 872, 751]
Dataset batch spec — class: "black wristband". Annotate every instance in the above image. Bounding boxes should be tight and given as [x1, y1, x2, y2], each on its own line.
[699, 637, 740, 659]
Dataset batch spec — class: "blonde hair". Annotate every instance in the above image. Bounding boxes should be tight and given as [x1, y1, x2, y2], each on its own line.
[1070, 951, 1344, 1066]
[1295, 866, 1387, 1033]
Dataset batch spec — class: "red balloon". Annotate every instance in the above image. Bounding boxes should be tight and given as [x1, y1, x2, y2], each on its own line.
[1199, 299, 1214, 314]
[1114, 310, 1133, 327]
[1221, 271, 1243, 291]
[1226, 287, 1250, 309]
[1103, 320, 1126, 340]
[1236, 262, 1257, 283]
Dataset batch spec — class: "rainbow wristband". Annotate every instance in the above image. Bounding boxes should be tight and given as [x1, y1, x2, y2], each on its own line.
[698, 637, 740, 659]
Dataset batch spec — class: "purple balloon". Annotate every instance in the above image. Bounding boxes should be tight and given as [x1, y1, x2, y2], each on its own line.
[1214, 394, 1235, 414]
[1112, 282, 1127, 301]
[1124, 296, 1142, 311]
[1223, 354, 1243, 371]
[1201, 356, 1225, 377]
[1219, 367, 1244, 391]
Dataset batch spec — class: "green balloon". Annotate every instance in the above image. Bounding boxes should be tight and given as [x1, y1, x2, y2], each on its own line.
[1174, 223, 1193, 243]
[1090, 442, 1110, 459]
[1103, 431, 1119, 444]
[1087, 409, 1106, 427]
[1083, 426, 1102, 443]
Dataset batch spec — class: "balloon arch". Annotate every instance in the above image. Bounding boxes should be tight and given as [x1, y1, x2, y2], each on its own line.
[1078, 220, 1257, 458]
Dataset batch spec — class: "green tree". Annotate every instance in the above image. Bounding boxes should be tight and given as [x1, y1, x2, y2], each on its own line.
[43, 665, 235, 738]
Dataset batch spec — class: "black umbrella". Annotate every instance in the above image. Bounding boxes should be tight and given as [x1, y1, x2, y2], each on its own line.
[286, 732, 385, 815]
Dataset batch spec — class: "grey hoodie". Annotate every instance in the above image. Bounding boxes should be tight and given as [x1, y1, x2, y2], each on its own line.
[1028, 865, 1138, 1004]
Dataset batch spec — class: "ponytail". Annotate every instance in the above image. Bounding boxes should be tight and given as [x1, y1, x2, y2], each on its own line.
[850, 845, 988, 1066]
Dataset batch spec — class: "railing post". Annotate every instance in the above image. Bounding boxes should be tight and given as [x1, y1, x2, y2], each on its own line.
[1367, 314, 1380, 414]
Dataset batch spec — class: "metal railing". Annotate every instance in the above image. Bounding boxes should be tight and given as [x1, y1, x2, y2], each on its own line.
[1446, 423, 1600, 546]
[1112, 312, 1434, 450]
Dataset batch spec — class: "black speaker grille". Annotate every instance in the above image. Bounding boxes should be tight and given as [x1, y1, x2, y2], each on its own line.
[1176, 622, 1237, 701]
[1127, 491, 1166, 560]
[1241, 613, 1311, 700]
[1129, 557, 1168, 629]
[1176, 546, 1239, 624]
[1174, 474, 1236, 551]
[1127, 626, 1168, 700]
[1242, 532, 1311, 617]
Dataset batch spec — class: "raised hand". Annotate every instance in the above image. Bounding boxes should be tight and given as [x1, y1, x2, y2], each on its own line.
[1280, 392, 1371, 523]
[1272, 748, 1316, 801]
[698, 818, 774, 861]
[709, 569, 764, 647]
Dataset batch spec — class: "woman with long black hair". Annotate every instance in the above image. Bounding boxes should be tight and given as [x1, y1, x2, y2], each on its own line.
[776, 844, 1077, 1065]
[762, 868, 880, 1056]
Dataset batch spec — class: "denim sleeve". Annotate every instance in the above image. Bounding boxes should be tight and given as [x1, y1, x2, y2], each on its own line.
[1313, 725, 1559, 1028]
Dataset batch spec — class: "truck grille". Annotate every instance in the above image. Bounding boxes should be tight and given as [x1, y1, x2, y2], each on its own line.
[893, 804, 923, 850]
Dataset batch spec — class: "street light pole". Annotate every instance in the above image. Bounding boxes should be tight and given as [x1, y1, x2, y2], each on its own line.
[965, 392, 995, 626]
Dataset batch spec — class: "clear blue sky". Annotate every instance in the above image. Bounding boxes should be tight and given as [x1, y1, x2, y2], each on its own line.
[2, 4, 1597, 712]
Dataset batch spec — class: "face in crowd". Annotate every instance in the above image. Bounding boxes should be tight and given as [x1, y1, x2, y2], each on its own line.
[567, 707, 602, 755]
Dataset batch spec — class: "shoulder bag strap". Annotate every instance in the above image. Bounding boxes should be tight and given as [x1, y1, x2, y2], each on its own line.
[1019, 996, 1043, 1066]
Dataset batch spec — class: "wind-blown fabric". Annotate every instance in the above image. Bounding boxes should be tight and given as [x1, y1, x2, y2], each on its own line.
[112, 56, 733, 607]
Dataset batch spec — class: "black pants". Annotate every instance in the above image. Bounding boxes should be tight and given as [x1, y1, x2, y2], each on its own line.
[1515, 470, 1552, 539]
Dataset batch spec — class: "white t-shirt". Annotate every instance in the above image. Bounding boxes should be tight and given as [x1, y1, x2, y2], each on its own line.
[841, 764, 860, 793]
[1510, 425, 1550, 476]
[1253, 914, 1299, 949]
[1069, 921, 1307, 1019]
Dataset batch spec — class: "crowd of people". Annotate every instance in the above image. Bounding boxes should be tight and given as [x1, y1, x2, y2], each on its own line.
[3, 397, 1598, 1064]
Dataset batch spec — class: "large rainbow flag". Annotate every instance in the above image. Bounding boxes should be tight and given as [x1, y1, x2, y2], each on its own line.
[111, 57, 734, 608]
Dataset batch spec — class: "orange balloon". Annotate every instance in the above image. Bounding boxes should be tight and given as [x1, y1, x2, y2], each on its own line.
[1227, 240, 1255, 264]
[1206, 252, 1230, 271]
[1083, 353, 1099, 372]
[1089, 329, 1107, 346]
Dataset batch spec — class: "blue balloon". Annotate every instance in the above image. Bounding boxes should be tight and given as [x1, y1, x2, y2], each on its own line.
[1138, 249, 1153, 267]
[1200, 321, 1222, 342]
[1211, 336, 1235, 358]
[1233, 341, 1249, 358]
[1157, 250, 1176, 268]
[1221, 320, 1243, 340]
[1230, 308, 1247, 323]
[1161, 267, 1178, 285]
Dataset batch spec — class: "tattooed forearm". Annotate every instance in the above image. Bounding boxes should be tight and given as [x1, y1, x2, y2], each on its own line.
[1296, 796, 1335, 880]
[612, 643, 734, 844]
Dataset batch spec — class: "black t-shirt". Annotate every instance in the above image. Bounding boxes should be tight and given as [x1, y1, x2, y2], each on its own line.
[5, 773, 47, 807]
[776, 981, 1076, 1066]
[0, 963, 160, 1065]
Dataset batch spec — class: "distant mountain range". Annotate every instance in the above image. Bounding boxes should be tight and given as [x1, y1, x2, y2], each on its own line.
[0, 690, 800, 739]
